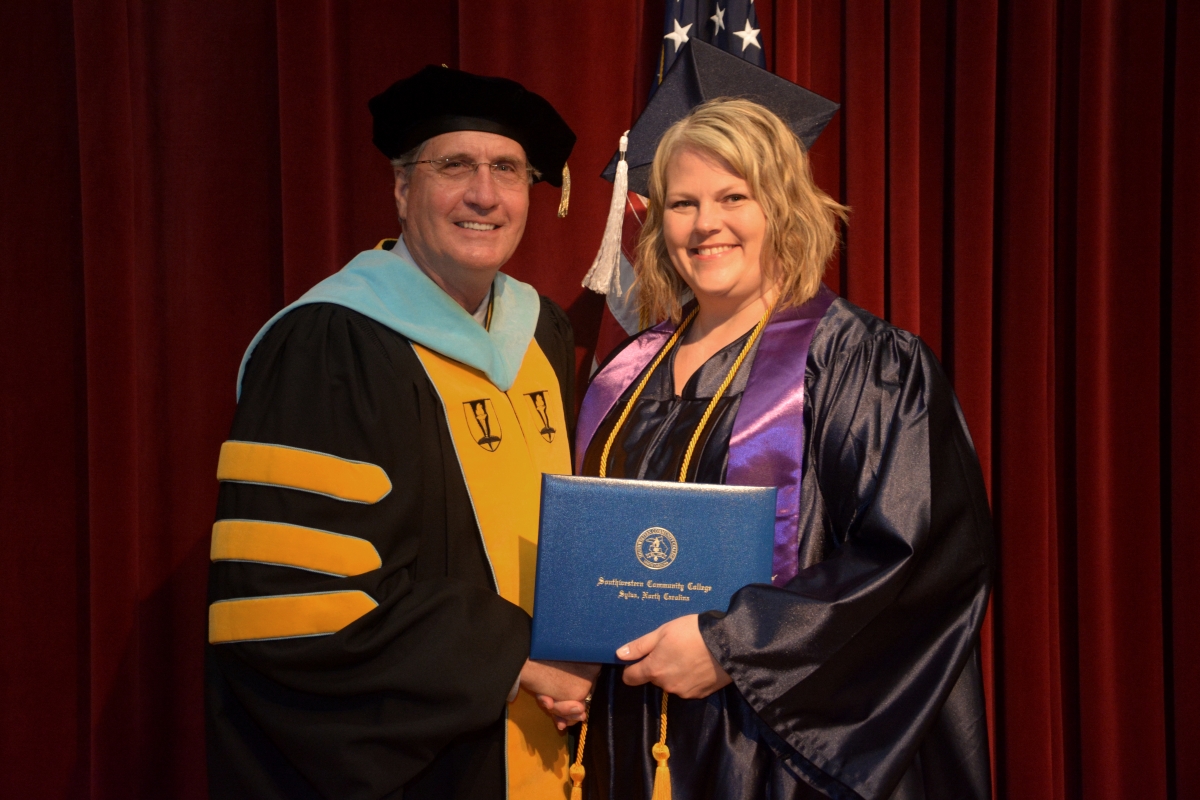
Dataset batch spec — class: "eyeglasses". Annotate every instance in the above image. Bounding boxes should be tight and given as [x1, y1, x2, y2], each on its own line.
[403, 156, 533, 187]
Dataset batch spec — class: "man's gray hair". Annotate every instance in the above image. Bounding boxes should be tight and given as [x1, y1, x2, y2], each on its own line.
[390, 141, 427, 177]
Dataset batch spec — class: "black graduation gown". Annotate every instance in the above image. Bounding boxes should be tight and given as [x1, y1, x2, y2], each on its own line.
[580, 298, 993, 800]
[205, 298, 574, 800]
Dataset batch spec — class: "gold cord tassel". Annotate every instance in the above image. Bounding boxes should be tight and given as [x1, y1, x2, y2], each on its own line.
[569, 720, 588, 800]
[591, 304, 773, 800]
[650, 692, 672, 800]
[557, 163, 571, 218]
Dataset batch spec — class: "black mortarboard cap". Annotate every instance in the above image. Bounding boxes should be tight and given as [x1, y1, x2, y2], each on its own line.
[370, 65, 576, 187]
[601, 40, 839, 197]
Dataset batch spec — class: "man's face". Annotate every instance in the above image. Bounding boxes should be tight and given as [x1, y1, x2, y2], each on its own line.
[394, 131, 531, 291]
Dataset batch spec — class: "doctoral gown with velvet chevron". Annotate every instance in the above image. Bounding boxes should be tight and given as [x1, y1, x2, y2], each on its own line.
[205, 295, 574, 800]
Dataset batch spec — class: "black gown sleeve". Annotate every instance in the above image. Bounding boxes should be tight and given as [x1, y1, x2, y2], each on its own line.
[698, 314, 994, 800]
[206, 303, 532, 799]
[534, 295, 576, 438]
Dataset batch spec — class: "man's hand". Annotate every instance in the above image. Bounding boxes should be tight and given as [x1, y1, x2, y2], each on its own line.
[519, 659, 600, 730]
[618, 614, 732, 699]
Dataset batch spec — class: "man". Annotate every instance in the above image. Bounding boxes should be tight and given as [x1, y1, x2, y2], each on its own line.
[205, 66, 595, 800]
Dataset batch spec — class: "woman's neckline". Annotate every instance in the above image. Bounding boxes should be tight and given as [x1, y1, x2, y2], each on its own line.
[668, 323, 758, 400]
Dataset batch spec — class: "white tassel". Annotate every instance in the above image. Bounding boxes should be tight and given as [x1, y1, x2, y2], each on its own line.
[582, 131, 630, 296]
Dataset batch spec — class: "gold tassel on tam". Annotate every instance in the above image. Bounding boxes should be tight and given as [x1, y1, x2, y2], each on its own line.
[557, 163, 571, 218]
[651, 691, 672, 800]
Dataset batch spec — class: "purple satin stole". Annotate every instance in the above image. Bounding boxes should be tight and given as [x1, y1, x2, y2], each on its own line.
[575, 285, 836, 586]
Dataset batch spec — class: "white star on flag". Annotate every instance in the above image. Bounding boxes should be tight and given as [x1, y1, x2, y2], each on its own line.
[664, 19, 693, 53]
[733, 19, 761, 52]
[711, 5, 726, 33]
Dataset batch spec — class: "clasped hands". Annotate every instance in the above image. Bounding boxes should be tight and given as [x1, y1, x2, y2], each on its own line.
[521, 614, 731, 730]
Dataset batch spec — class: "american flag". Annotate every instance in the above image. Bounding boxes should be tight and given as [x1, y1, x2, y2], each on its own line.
[589, 2, 766, 369]
[657, 0, 765, 89]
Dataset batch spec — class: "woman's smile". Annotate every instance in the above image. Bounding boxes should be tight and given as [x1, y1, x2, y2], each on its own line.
[690, 244, 739, 258]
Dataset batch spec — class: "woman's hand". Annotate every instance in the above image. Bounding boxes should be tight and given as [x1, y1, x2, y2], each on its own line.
[618, 614, 732, 698]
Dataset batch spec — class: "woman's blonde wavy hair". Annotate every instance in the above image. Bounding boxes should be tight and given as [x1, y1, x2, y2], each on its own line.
[634, 98, 849, 324]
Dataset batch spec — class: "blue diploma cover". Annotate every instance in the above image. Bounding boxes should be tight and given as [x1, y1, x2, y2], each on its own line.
[530, 474, 777, 663]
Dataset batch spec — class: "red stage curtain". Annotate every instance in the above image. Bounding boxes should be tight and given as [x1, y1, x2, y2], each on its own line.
[765, 1, 1192, 799]
[0, 1, 1191, 797]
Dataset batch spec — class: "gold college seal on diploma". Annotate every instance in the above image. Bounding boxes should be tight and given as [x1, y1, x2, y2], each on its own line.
[635, 527, 678, 570]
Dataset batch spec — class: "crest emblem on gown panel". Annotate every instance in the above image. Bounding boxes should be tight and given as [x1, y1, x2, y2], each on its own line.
[635, 527, 678, 569]
[524, 390, 556, 442]
[464, 399, 502, 452]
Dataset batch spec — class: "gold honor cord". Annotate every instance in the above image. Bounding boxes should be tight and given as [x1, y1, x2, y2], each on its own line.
[571, 304, 774, 800]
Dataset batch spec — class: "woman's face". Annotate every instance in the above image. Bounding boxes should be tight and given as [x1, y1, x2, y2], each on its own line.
[661, 147, 770, 312]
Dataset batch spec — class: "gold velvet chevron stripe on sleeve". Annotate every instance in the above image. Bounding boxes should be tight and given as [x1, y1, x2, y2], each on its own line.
[208, 590, 378, 644]
[216, 440, 392, 503]
[210, 519, 382, 576]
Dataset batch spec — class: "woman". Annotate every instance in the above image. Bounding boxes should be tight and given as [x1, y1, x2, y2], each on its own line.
[574, 99, 993, 799]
